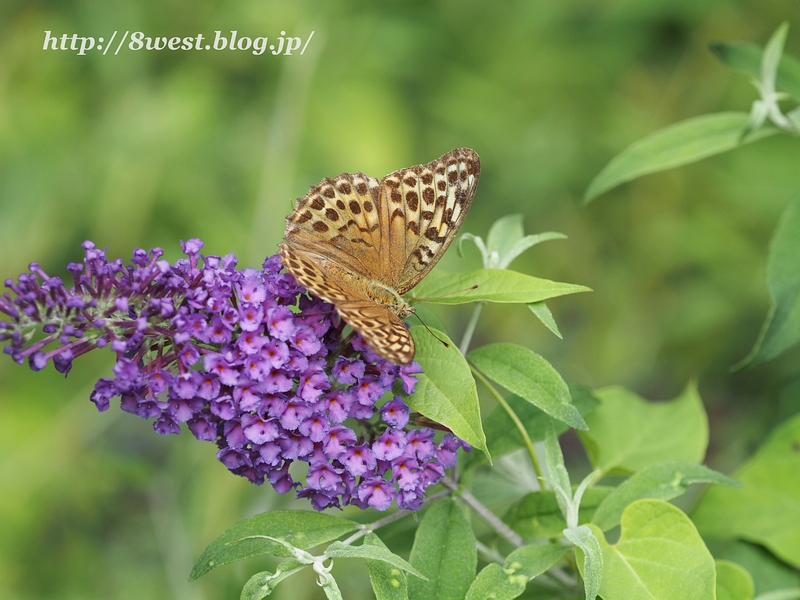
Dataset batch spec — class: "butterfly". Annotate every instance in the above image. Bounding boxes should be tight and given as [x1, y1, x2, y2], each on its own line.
[279, 148, 480, 365]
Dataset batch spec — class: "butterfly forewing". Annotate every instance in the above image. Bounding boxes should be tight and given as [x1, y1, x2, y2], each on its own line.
[381, 148, 480, 294]
[285, 172, 383, 280]
[280, 148, 480, 364]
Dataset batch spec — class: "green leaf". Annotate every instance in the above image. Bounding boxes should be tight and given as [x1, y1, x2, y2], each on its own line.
[363, 533, 410, 600]
[527, 302, 562, 338]
[578, 382, 708, 475]
[240, 560, 306, 600]
[497, 232, 568, 270]
[325, 541, 425, 580]
[755, 590, 800, 600]
[710, 41, 800, 101]
[591, 461, 740, 531]
[735, 200, 800, 368]
[583, 112, 780, 203]
[464, 565, 519, 600]
[544, 418, 572, 518]
[692, 413, 800, 569]
[712, 541, 800, 597]
[468, 343, 587, 430]
[566, 525, 604, 600]
[504, 487, 614, 539]
[589, 500, 716, 600]
[504, 544, 570, 580]
[409, 326, 488, 457]
[486, 214, 525, 260]
[409, 498, 477, 600]
[760, 23, 790, 92]
[190, 511, 358, 580]
[465, 545, 568, 600]
[461, 386, 599, 471]
[411, 268, 590, 305]
[716, 560, 755, 600]
[409, 303, 448, 335]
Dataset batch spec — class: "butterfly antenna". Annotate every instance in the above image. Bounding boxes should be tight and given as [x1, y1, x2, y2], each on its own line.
[407, 284, 478, 303]
[412, 313, 450, 349]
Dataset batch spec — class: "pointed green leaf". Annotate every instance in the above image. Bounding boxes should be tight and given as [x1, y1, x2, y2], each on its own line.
[710, 41, 800, 101]
[583, 112, 780, 203]
[692, 413, 800, 568]
[364, 533, 410, 600]
[240, 560, 306, 600]
[588, 500, 716, 600]
[325, 541, 425, 580]
[544, 418, 572, 518]
[592, 461, 740, 531]
[411, 269, 590, 305]
[486, 214, 525, 260]
[527, 301, 562, 338]
[409, 498, 477, 600]
[504, 487, 614, 539]
[504, 544, 569, 580]
[468, 343, 587, 430]
[190, 511, 358, 580]
[461, 387, 599, 471]
[735, 199, 800, 368]
[457, 233, 490, 265]
[716, 560, 755, 600]
[409, 326, 488, 457]
[498, 232, 567, 269]
[566, 525, 603, 600]
[761, 23, 790, 90]
[465, 545, 568, 600]
[578, 382, 708, 474]
[464, 565, 519, 600]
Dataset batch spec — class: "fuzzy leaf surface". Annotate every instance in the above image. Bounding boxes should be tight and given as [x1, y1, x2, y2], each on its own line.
[469, 343, 586, 430]
[587, 500, 716, 600]
[578, 382, 708, 474]
[408, 498, 477, 600]
[692, 413, 800, 568]
[409, 326, 488, 457]
[191, 511, 358, 580]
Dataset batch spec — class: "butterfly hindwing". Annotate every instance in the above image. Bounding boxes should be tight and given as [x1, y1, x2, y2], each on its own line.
[335, 301, 415, 365]
[380, 148, 480, 294]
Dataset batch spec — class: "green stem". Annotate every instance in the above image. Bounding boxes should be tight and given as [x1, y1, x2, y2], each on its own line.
[339, 489, 450, 546]
[442, 476, 524, 547]
[469, 364, 543, 482]
[475, 540, 506, 564]
[459, 302, 484, 355]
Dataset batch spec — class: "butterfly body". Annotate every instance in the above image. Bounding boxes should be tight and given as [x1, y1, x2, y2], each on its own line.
[280, 148, 479, 364]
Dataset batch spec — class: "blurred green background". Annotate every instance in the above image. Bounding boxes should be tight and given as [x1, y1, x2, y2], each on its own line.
[1, 0, 799, 598]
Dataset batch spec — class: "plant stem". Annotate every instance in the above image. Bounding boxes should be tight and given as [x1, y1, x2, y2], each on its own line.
[459, 302, 484, 354]
[475, 540, 506, 564]
[442, 476, 524, 547]
[339, 489, 451, 546]
[469, 365, 544, 481]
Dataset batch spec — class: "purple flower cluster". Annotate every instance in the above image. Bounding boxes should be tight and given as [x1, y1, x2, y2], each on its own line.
[0, 240, 468, 511]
